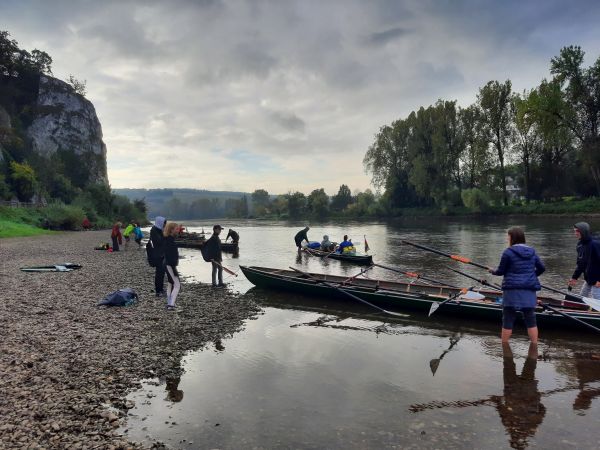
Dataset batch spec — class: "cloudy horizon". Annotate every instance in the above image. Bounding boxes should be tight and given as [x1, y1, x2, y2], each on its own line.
[2, 0, 599, 195]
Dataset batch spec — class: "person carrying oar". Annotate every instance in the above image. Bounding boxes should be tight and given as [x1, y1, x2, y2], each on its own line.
[488, 227, 545, 344]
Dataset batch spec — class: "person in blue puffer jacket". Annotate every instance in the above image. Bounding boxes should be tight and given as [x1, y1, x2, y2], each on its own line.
[489, 227, 545, 344]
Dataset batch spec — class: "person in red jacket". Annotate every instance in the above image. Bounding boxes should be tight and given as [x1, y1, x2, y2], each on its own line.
[111, 222, 123, 251]
[82, 217, 91, 230]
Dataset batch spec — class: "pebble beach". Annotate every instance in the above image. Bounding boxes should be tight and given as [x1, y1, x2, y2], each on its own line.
[0, 230, 260, 449]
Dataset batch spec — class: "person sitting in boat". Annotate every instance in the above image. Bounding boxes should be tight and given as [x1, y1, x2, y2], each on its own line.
[294, 227, 310, 250]
[226, 229, 239, 243]
[337, 235, 355, 254]
[321, 235, 334, 252]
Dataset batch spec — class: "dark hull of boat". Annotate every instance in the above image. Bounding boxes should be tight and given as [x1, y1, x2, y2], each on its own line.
[240, 266, 600, 332]
[175, 239, 238, 253]
[304, 248, 373, 265]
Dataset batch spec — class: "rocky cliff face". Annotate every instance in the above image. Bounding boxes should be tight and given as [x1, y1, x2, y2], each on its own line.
[26, 76, 108, 184]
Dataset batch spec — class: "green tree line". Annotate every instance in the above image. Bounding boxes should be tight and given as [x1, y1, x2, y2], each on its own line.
[364, 45, 600, 212]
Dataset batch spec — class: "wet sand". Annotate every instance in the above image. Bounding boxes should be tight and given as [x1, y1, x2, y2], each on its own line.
[0, 231, 259, 449]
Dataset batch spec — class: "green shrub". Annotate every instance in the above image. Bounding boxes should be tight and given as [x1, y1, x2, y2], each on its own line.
[44, 203, 86, 230]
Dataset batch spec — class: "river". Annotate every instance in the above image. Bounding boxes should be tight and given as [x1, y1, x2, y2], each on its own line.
[125, 217, 600, 449]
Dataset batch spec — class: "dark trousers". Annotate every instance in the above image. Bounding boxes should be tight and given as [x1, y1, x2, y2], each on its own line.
[212, 262, 223, 286]
[111, 236, 120, 251]
[155, 264, 165, 294]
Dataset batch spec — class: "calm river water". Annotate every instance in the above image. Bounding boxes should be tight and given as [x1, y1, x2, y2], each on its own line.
[126, 217, 600, 449]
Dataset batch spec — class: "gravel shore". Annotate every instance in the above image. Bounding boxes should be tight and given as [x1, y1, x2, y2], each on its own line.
[0, 230, 260, 449]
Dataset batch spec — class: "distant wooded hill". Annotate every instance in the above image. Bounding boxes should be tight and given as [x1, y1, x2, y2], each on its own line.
[114, 188, 251, 219]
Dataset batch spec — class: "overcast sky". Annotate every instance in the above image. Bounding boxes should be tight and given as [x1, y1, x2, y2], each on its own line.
[2, 0, 599, 194]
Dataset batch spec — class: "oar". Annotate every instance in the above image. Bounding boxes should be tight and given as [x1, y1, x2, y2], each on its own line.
[540, 303, 600, 334]
[373, 262, 460, 288]
[540, 284, 600, 312]
[446, 266, 502, 291]
[212, 260, 238, 277]
[288, 267, 406, 317]
[429, 285, 476, 317]
[430, 334, 460, 376]
[339, 266, 374, 285]
[401, 240, 489, 270]
[403, 240, 600, 312]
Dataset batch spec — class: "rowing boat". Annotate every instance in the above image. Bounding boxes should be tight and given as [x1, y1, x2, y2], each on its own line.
[240, 266, 600, 331]
[303, 248, 373, 265]
[174, 238, 239, 253]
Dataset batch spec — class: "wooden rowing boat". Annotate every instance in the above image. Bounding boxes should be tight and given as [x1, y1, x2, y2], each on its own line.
[240, 266, 600, 331]
[303, 248, 373, 265]
[174, 237, 239, 253]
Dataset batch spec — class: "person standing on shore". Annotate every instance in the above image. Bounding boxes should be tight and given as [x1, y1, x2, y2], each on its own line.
[568, 222, 600, 300]
[149, 216, 167, 297]
[201, 224, 225, 287]
[123, 222, 135, 250]
[163, 222, 181, 310]
[294, 226, 310, 250]
[133, 223, 143, 248]
[111, 222, 122, 251]
[489, 227, 545, 344]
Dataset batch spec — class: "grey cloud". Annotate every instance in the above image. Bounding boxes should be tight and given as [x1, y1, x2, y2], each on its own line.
[3, 0, 600, 193]
[267, 110, 306, 133]
[364, 27, 410, 46]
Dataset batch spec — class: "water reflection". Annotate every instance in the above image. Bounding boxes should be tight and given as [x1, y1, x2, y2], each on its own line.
[165, 376, 184, 403]
[496, 343, 545, 450]
[572, 352, 600, 412]
[429, 334, 461, 376]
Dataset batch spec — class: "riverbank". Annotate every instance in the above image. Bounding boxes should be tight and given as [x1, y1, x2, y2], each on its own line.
[0, 231, 260, 449]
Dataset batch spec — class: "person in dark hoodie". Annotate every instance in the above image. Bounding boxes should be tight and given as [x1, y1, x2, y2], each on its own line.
[163, 222, 180, 310]
[201, 224, 225, 287]
[489, 227, 545, 344]
[149, 216, 167, 297]
[568, 222, 600, 299]
[294, 226, 310, 250]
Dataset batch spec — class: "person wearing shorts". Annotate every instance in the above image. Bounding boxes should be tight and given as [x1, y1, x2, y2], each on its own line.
[489, 227, 545, 344]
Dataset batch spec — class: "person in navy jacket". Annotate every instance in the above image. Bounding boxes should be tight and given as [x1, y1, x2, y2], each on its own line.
[489, 227, 545, 344]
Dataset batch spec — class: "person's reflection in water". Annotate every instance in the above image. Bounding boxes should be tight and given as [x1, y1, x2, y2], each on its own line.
[493, 342, 545, 450]
[165, 376, 184, 402]
[572, 352, 600, 412]
[214, 338, 225, 352]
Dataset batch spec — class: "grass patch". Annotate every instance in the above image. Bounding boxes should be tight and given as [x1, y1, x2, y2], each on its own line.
[0, 219, 54, 238]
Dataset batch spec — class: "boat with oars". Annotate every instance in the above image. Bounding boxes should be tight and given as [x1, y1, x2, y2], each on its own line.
[303, 247, 373, 265]
[240, 265, 600, 332]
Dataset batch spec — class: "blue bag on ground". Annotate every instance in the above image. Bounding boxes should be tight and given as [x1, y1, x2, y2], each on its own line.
[97, 288, 138, 307]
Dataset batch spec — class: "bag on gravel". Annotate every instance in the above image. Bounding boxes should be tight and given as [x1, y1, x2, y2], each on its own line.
[97, 288, 138, 307]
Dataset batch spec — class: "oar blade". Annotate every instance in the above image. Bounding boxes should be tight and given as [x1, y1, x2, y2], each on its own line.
[429, 358, 440, 375]
[428, 302, 440, 317]
[581, 296, 600, 312]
